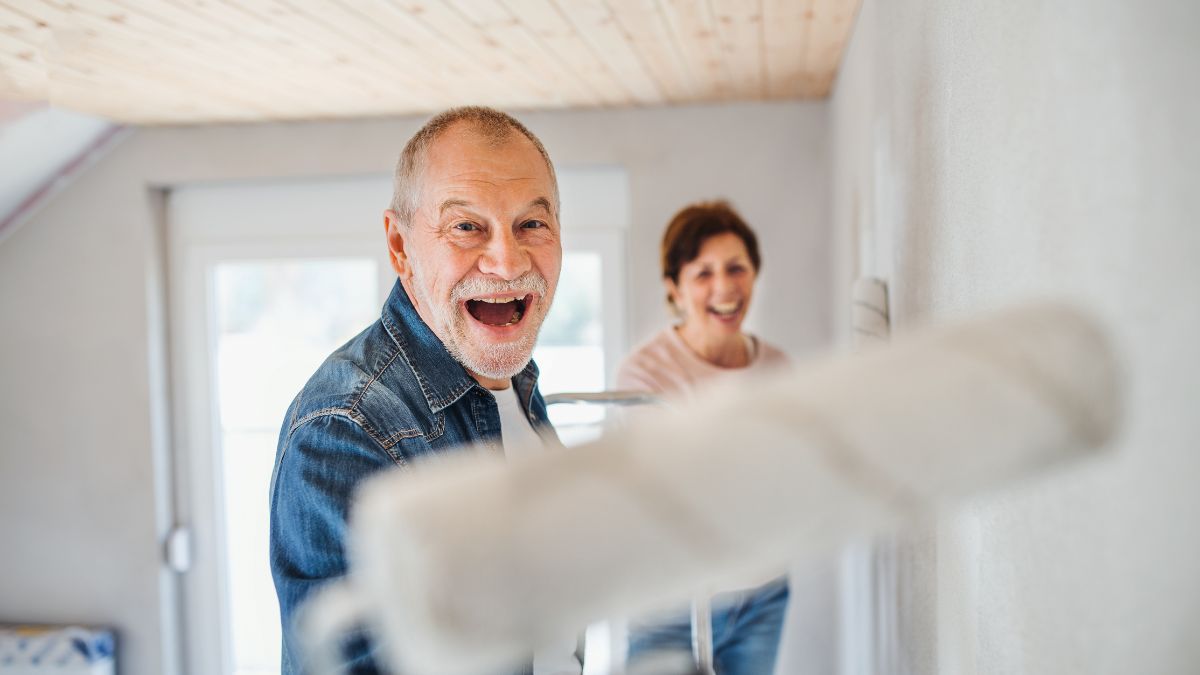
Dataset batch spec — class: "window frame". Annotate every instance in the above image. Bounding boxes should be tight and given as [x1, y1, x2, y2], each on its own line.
[166, 169, 630, 675]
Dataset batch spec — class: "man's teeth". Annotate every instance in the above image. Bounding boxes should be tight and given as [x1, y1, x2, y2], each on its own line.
[466, 295, 526, 327]
[500, 307, 524, 326]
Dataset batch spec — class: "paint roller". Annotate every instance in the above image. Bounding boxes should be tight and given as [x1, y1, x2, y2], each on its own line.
[303, 301, 1123, 675]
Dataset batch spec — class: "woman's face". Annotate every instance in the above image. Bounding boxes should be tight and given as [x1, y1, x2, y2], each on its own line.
[667, 232, 758, 336]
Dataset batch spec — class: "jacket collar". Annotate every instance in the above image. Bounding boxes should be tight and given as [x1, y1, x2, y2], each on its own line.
[379, 279, 540, 414]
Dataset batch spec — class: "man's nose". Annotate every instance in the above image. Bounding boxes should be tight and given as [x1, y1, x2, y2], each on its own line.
[478, 227, 532, 280]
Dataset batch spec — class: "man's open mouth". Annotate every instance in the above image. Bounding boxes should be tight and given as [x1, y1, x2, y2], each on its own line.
[465, 294, 532, 327]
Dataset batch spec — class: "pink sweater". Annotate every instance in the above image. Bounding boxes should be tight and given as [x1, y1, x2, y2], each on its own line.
[615, 326, 791, 594]
[616, 326, 790, 397]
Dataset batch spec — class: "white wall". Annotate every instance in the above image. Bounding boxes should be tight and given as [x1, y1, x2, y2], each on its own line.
[0, 101, 829, 675]
[831, 1, 1200, 672]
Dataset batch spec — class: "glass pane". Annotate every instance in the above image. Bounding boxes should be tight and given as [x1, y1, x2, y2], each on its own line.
[213, 259, 379, 675]
[534, 251, 606, 447]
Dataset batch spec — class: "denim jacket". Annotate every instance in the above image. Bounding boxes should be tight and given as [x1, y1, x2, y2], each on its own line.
[269, 279, 554, 674]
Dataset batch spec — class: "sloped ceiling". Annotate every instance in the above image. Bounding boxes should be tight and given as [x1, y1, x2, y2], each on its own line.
[0, 0, 861, 125]
[0, 102, 115, 242]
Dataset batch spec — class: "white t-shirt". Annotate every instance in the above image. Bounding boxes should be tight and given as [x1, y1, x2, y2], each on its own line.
[496, 384, 546, 460]
[493, 385, 582, 675]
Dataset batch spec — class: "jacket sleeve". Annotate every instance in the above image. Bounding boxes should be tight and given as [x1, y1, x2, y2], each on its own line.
[269, 412, 401, 674]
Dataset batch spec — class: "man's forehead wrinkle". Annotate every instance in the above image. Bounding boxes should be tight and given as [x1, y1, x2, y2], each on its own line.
[416, 138, 558, 221]
[442, 171, 541, 184]
[431, 197, 556, 224]
[438, 198, 472, 216]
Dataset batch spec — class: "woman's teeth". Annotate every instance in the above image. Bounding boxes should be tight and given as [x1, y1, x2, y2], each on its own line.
[710, 301, 740, 316]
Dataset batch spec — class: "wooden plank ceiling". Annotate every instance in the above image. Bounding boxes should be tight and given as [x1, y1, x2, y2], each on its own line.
[0, 0, 860, 125]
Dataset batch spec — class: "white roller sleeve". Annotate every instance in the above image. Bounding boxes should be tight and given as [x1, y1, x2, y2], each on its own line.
[321, 302, 1122, 675]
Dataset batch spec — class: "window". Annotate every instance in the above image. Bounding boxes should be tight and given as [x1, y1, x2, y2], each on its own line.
[168, 167, 629, 674]
[215, 260, 379, 675]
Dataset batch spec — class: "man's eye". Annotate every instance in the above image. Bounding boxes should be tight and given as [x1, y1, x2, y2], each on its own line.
[521, 220, 546, 229]
[696, 270, 712, 279]
[454, 222, 479, 232]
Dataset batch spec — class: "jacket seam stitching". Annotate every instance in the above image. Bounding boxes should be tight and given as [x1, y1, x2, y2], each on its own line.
[341, 337, 430, 452]
[348, 344, 403, 411]
[384, 307, 476, 412]
[289, 407, 420, 464]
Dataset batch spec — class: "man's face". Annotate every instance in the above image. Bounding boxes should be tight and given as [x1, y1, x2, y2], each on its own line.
[385, 124, 562, 388]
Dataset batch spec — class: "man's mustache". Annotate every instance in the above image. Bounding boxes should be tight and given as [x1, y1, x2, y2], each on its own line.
[450, 272, 548, 304]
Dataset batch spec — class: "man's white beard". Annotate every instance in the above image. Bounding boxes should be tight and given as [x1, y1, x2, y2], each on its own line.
[453, 332, 537, 381]
[409, 264, 549, 381]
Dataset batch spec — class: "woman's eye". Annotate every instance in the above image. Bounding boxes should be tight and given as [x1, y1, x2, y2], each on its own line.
[729, 265, 746, 275]
[521, 220, 546, 229]
[696, 270, 712, 279]
[454, 222, 478, 232]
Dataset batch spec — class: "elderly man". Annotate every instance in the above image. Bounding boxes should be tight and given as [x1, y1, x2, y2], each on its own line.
[270, 107, 577, 674]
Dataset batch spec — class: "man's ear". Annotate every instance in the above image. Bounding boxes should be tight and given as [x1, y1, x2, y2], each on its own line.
[384, 210, 411, 278]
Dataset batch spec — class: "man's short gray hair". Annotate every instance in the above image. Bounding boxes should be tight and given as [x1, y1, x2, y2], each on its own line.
[389, 106, 559, 227]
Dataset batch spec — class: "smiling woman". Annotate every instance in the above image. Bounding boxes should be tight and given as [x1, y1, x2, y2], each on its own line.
[618, 200, 786, 393]
[615, 199, 791, 675]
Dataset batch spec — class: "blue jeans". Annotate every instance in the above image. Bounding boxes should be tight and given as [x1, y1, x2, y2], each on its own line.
[627, 578, 789, 675]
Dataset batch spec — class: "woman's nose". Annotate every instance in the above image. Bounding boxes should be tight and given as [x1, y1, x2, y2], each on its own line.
[714, 271, 739, 295]
[478, 228, 531, 280]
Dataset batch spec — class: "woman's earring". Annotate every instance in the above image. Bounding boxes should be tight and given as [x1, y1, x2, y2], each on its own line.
[668, 294, 684, 319]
